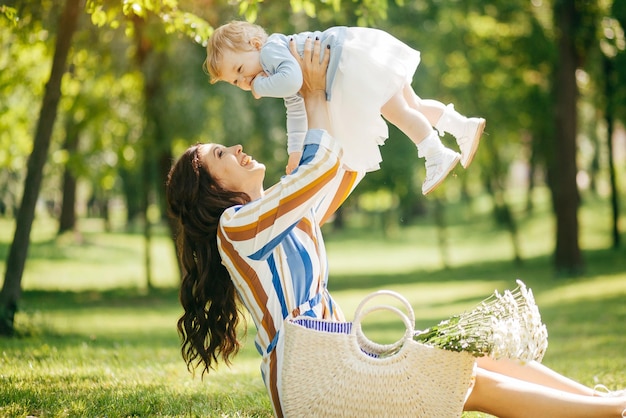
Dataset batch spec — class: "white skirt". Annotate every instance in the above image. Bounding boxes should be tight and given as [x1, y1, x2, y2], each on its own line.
[328, 27, 421, 172]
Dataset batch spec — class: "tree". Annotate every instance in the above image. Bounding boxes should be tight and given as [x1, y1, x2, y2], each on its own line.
[0, 0, 82, 335]
[548, 0, 606, 275]
[602, 4, 626, 249]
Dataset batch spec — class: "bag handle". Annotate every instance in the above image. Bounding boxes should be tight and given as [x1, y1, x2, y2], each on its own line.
[351, 290, 415, 355]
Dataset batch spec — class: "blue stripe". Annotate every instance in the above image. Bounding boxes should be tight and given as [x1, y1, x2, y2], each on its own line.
[290, 319, 378, 357]
[284, 232, 313, 308]
[268, 254, 289, 319]
[300, 142, 320, 166]
[293, 318, 352, 334]
[249, 222, 298, 261]
[266, 331, 280, 354]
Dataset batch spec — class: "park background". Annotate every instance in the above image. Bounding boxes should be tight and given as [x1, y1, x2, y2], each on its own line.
[1, 0, 625, 416]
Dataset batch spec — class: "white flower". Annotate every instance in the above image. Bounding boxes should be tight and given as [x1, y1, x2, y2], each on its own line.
[412, 280, 549, 362]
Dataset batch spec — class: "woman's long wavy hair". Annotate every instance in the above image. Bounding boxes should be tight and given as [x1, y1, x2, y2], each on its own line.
[166, 144, 251, 376]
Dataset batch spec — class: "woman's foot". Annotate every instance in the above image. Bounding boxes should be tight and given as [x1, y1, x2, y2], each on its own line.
[594, 384, 626, 398]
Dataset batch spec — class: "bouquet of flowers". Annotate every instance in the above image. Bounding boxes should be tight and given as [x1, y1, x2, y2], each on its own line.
[413, 280, 548, 362]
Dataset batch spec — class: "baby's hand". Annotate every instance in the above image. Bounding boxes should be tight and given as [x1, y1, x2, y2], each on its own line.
[250, 72, 267, 99]
[286, 151, 302, 174]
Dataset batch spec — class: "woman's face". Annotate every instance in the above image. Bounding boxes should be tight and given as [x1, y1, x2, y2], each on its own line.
[198, 143, 265, 199]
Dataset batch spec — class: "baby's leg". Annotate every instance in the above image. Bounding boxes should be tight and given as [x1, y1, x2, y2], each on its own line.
[465, 367, 625, 418]
[403, 84, 485, 169]
[381, 88, 432, 143]
[476, 357, 595, 396]
[402, 85, 446, 126]
[381, 89, 460, 195]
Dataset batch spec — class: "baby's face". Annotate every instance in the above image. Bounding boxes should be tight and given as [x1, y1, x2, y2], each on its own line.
[218, 48, 264, 92]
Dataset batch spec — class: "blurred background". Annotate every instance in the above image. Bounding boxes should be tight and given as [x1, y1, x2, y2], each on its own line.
[0, 0, 625, 332]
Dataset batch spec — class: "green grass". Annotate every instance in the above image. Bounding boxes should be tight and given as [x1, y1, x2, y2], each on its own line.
[0, 192, 625, 417]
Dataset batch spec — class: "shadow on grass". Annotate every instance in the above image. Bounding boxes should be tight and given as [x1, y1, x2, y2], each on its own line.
[13, 245, 625, 313]
[329, 246, 626, 292]
[0, 233, 145, 262]
[19, 286, 180, 311]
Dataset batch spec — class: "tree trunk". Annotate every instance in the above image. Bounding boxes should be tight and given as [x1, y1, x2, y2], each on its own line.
[0, 0, 82, 336]
[120, 167, 143, 226]
[551, 0, 584, 275]
[58, 124, 80, 234]
[603, 55, 620, 249]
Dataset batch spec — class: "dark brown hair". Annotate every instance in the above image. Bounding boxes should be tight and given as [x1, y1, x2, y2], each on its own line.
[166, 144, 250, 375]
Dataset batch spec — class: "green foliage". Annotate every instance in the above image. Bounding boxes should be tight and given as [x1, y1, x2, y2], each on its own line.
[0, 5, 18, 25]
[1, 0, 625, 277]
[86, 0, 212, 45]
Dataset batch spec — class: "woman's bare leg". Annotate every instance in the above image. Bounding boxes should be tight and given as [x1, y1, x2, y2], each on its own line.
[465, 368, 626, 418]
[477, 357, 595, 396]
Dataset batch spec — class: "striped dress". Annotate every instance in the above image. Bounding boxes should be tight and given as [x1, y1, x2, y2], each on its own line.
[217, 129, 363, 417]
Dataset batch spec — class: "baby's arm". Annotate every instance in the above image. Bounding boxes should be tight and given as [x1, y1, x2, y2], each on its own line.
[254, 40, 308, 174]
[284, 94, 306, 174]
[252, 41, 303, 98]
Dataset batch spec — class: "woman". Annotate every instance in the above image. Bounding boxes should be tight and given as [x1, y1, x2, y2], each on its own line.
[166, 38, 625, 417]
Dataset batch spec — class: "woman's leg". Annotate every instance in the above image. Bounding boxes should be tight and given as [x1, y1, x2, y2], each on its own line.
[477, 357, 596, 396]
[465, 368, 626, 418]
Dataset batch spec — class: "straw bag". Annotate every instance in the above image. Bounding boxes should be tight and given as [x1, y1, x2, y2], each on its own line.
[280, 290, 476, 418]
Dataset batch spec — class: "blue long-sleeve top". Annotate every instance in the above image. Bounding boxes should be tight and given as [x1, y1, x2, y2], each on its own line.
[252, 27, 347, 154]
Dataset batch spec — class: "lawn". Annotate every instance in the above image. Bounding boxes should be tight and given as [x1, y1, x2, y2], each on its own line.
[0, 192, 625, 417]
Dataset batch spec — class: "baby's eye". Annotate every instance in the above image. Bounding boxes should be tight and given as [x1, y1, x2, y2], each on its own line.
[217, 149, 224, 157]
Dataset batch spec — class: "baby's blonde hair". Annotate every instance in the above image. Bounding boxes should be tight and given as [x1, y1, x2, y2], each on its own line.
[205, 21, 268, 84]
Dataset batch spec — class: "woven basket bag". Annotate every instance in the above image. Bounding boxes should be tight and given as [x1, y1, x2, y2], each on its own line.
[280, 290, 476, 418]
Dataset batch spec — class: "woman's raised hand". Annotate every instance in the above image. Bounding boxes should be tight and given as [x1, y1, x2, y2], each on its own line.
[289, 37, 330, 98]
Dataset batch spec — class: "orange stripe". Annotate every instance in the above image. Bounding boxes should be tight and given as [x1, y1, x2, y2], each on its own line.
[222, 206, 279, 241]
[223, 162, 339, 241]
[296, 218, 320, 268]
[218, 229, 276, 341]
[320, 171, 359, 226]
[268, 348, 283, 417]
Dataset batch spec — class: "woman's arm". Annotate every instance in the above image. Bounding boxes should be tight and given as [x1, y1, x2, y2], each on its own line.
[218, 39, 342, 259]
[218, 130, 342, 260]
[291, 38, 365, 225]
[290, 37, 331, 130]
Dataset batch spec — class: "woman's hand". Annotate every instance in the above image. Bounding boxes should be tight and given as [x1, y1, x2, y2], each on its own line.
[289, 37, 329, 99]
[289, 37, 331, 130]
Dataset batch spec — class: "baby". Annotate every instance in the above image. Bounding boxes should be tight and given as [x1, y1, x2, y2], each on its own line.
[205, 21, 485, 195]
